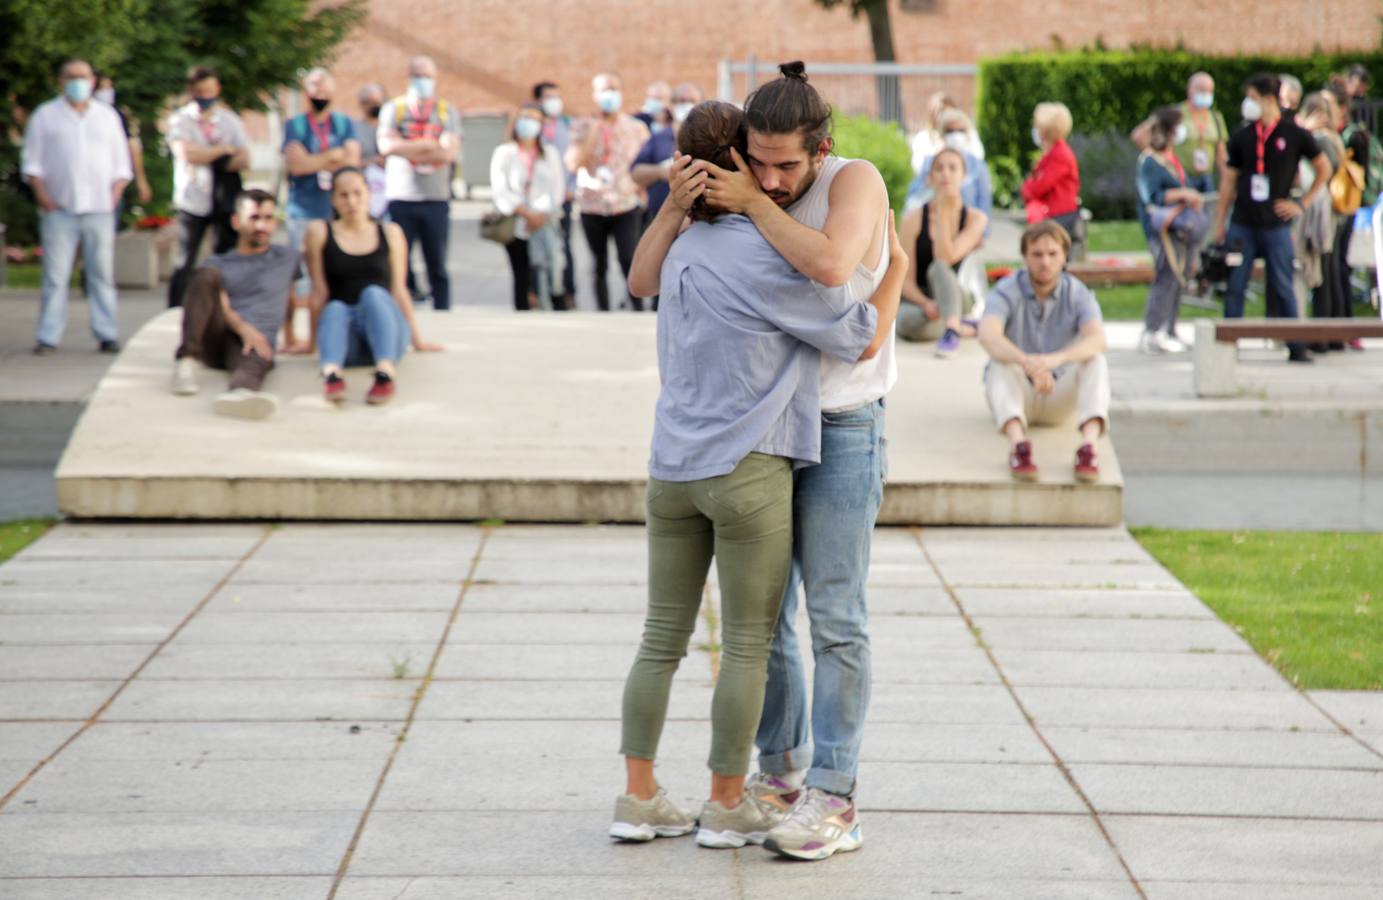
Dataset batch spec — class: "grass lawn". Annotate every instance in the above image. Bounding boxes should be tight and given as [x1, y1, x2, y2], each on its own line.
[4, 264, 44, 291]
[1085, 220, 1147, 254]
[0, 519, 55, 566]
[1133, 529, 1383, 690]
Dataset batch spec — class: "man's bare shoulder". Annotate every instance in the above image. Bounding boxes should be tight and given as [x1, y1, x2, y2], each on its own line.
[827, 158, 888, 207]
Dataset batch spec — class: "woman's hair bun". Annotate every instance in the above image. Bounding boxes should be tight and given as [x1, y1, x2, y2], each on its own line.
[779, 61, 808, 82]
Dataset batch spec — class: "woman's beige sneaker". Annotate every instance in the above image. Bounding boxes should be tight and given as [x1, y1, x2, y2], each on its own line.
[608, 787, 697, 842]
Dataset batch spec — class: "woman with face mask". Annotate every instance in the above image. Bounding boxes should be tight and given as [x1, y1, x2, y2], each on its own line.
[904, 109, 992, 217]
[490, 104, 571, 311]
[1020, 102, 1080, 236]
[566, 72, 651, 311]
[1136, 106, 1208, 354]
[896, 147, 989, 357]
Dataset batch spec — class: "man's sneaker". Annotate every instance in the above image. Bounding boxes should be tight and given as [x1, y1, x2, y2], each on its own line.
[746, 772, 802, 817]
[324, 372, 347, 404]
[97, 340, 120, 354]
[33, 342, 56, 356]
[609, 787, 697, 842]
[172, 358, 199, 396]
[212, 388, 278, 421]
[366, 372, 395, 405]
[1074, 443, 1100, 484]
[934, 328, 961, 358]
[1137, 330, 1163, 354]
[697, 791, 787, 849]
[763, 788, 863, 861]
[1287, 346, 1314, 364]
[1158, 331, 1189, 353]
[1009, 440, 1038, 482]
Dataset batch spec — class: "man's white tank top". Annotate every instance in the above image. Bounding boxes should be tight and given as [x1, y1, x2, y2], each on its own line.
[787, 156, 897, 412]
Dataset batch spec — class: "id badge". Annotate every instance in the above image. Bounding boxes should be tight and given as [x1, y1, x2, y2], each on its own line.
[1193, 148, 1210, 172]
[1250, 174, 1270, 203]
[317, 171, 333, 192]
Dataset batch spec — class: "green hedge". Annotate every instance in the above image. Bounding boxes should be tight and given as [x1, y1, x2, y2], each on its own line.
[832, 113, 912, 212]
[976, 48, 1383, 213]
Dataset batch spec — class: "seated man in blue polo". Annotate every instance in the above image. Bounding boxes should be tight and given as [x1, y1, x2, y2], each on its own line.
[1211, 72, 1331, 364]
[281, 67, 360, 346]
[977, 220, 1110, 484]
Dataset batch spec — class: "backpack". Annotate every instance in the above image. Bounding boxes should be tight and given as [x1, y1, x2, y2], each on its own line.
[288, 111, 355, 150]
[1343, 123, 1383, 206]
[393, 97, 450, 136]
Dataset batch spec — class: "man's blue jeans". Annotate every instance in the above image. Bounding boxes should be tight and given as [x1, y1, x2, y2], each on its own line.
[1224, 220, 1303, 352]
[387, 199, 451, 310]
[37, 210, 118, 346]
[317, 286, 410, 369]
[755, 398, 887, 797]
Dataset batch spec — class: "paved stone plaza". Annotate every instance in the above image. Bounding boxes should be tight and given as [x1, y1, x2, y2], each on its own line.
[2, 522, 1381, 898]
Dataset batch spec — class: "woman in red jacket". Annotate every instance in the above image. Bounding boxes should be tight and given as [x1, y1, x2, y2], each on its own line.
[1021, 102, 1080, 236]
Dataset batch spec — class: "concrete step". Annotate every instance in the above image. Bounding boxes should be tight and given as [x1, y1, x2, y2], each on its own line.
[55, 309, 1121, 526]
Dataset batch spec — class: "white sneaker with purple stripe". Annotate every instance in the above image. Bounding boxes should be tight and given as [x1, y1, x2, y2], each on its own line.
[763, 787, 863, 861]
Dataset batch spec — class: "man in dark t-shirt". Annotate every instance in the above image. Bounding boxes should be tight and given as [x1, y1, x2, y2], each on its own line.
[1213, 73, 1332, 362]
[172, 190, 300, 419]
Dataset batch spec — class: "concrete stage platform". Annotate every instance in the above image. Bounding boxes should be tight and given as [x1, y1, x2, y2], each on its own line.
[55, 309, 1121, 525]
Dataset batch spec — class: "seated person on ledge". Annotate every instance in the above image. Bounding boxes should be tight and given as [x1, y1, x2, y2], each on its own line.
[896, 147, 987, 358]
[171, 189, 300, 420]
[303, 167, 443, 407]
[977, 220, 1109, 484]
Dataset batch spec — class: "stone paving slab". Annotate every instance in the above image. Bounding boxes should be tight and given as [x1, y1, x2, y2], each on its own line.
[0, 643, 155, 680]
[1103, 815, 1383, 885]
[858, 584, 956, 616]
[56, 721, 400, 762]
[14, 524, 264, 560]
[1015, 686, 1334, 731]
[230, 556, 476, 586]
[865, 684, 1031, 726]
[0, 612, 184, 645]
[1041, 726, 1383, 769]
[975, 617, 1252, 653]
[870, 647, 1000, 686]
[457, 582, 650, 614]
[140, 643, 438, 681]
[332, 875, 742, 900]
[0, 811, 359, 877]
[444, 611, 709, 646]
[431, 642, 715, 681]
[1140, 884, 1383, 900]
[175, 611, 452, 645]
[921, 539, 1158, 566]
[994, 650, 1285, 690]
[0, 876, 335, 900]
[0, 558, 234, 589]
[412, 680, 714, 722]
[954, 586, 1213, 619]
[0, 680, 114, 720]
[6, 757, 386, 814]
[1071, 763, 1383, 819]
[0, 587, 207, 615]
[101, 679, 416, 722]
[0, 723, 77, 760]
[942, 562, 1184, 590]
[1310, 690, 1383, 740]
[210, 582, 462, 614]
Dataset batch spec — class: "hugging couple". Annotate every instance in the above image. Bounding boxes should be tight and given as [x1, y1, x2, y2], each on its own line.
[612, 62, 905, 862]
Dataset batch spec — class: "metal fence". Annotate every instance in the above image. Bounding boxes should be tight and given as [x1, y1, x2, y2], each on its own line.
[716, 58, 978, 134]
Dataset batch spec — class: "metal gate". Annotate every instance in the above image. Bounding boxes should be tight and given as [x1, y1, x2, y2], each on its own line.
[716, 58, 978, 132]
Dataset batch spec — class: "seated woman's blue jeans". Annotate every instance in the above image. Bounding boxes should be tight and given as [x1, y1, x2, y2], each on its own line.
[318, 285, 411, 369]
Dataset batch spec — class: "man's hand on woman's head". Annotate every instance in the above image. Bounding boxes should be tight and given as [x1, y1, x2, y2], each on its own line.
[668, 152, 709, 212]
[702, 147, 762, 214]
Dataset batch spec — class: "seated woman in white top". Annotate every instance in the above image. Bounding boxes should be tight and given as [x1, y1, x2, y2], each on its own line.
[490, 103, 569, 310]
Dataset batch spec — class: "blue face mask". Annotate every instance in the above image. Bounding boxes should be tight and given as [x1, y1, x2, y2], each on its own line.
[1192, 91, 1215, 110]
[515, 117, 542, 141]
[194, 96, 218, 111]
[64, 78, 93, 104]
[410, 76, 435, 100]
[596, 90, 622, 114]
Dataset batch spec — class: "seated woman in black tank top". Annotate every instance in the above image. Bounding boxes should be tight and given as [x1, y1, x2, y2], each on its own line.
[302, 168, 443, 405]
[896, 148, 988, 357]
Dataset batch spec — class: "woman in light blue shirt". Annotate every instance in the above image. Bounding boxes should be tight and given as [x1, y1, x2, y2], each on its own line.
[611, 101, 906, 849]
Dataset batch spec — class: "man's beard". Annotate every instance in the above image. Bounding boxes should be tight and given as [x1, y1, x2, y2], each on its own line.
[771, 159, 821, 209]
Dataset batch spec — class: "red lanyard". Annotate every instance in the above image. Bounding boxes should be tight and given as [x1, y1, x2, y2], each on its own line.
[1163, 149, 1186, 184]
[1254, 121, 1271, 175]
[409, 98, 435, 125]
[196, 116, 218, 144]
[520, 145, 538, 192]
[308, 113, 333, 153]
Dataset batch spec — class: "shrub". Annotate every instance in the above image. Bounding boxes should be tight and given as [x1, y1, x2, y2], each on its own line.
[832, 113, 913, 212]
[976, 47, 1383, 215]
[1068, 129, 1141, 221]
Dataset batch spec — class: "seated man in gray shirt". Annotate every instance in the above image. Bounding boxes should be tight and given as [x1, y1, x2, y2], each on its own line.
[978, 219, 1110, 483]
[613, 100, 906, 849]
[171, 189, 301, 420]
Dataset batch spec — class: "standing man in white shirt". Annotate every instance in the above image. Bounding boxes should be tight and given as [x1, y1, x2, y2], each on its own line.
[166, 65, 250, 308]
[22, 58, 132, 355]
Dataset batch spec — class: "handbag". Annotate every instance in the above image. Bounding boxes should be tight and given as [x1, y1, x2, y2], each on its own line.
[479, 209, 518, 245]
[1347, 204, 1378, 269]
[1331, 149, 1366, 216]
[1146, 203, 1211, 288]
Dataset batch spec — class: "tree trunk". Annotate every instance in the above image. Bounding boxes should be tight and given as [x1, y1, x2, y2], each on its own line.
[864, 0, 903, 124]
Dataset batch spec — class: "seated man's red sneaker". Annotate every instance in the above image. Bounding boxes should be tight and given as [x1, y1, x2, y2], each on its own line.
[366, 372, 395, 405]
[1075, 443, 1100, 483]
[324, 373, 347, 404]
[1009, 441, 1038, 482]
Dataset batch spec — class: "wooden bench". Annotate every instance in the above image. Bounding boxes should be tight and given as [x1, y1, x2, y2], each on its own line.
[1193, 319, 1383, 396]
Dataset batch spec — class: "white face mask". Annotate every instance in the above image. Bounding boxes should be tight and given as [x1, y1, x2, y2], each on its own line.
[1032, 127, 1044, 148]
[515, 117, 542, 141]
[672, 102, 695, 124]
[94, 88, 116, 105]
[1241, 97, 1263, 122]
[1174, 123, 1189, 145]
[541, 97, 563, 118]
[943, 132, 967, 152]
[596, 90, 622, 114]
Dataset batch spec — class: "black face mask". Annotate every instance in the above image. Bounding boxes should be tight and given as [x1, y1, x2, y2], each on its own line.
[365, 105, 381, 119]
[309, 97, 330, 113]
